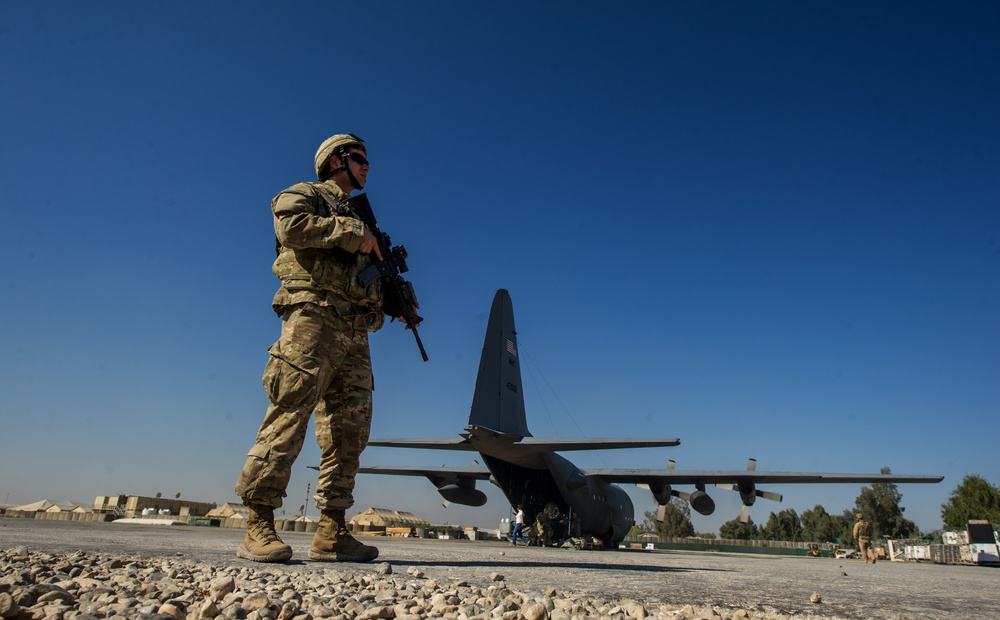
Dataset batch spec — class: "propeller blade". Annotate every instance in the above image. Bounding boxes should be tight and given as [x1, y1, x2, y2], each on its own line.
[655, 504, 667, 522]
[746, 458, 757, 471]
[760, 490, 783, 503]
[739, 504, 751, 523]
[667, 460, 676, 470]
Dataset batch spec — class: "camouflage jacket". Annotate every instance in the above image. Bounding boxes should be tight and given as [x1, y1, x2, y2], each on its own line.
[270, 180, 385, 330]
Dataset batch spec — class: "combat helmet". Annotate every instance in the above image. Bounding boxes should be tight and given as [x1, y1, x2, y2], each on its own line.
[314, 133, 366, 180]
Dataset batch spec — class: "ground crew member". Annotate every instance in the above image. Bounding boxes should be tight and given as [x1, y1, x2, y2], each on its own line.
[536, 509, 551, 546]
[853, 512, 876, 564]
[234, 133, 411, 563]
[511, 505, 529, 546]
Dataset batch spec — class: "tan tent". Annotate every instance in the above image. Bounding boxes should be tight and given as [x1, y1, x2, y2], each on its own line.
[350, 507, 430, 529]
[15, 499, 88, 512]
[205, 502, 249, 520]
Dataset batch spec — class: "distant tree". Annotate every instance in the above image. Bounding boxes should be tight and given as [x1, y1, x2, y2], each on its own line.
[695, 531, 717, 540]
[941, 474, 1000, 528]
[800, 505, 841, 542]
[832, 510, 855, 544]
[854, 468, 918, 539]
[643, 498, 695, 538]
[720, 518, 758, 540]
[628, 523, 644, 537]
[760, 508, 802, 541]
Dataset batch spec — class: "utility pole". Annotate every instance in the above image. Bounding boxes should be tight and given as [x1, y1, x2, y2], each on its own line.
[303, 483, 310, 518]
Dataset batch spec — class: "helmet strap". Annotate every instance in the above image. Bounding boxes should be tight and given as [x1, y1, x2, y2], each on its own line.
[329, 150, 363, 190]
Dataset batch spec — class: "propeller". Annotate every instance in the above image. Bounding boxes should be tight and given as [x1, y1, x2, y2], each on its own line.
[641, 460, 716, 518]
[638, 461, 678, 508]
[715, 458, 783, 522]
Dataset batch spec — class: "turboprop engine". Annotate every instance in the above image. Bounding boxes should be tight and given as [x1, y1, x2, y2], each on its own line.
[647, 481, 716, 516]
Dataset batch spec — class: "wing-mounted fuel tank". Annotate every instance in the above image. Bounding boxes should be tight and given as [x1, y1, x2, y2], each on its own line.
[427, 475, 487, 506]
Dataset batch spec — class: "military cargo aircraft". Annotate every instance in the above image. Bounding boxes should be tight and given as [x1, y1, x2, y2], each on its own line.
[359, 289, 943, 548]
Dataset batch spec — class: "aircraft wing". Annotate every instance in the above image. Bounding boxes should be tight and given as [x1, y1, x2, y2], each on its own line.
[581, 468, 945, 485]
[358, 465, 493, 480]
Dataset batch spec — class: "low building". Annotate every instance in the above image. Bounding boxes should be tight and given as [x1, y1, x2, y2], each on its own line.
[94, 495, 216, 518]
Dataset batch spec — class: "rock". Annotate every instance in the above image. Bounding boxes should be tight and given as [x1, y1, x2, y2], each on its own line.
[0, 592, 21, 620]
[277, 600, 299, 620]
[198, 598, 220, 619]
[523, 602, 549, 620]
[36, 589, 76, 605]
[489, 573, 505, 582]
[158, 602, 186, 619]
[243, 592, 271, 613]
[210, 575, 236, 600]
[810, 593, 822, 604]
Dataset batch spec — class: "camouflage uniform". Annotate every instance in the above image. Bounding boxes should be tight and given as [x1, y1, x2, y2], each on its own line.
[853, 514, 876, 564]
[235, 179, 385, 512]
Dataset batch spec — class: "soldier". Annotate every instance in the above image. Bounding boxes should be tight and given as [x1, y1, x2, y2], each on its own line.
[853, 512, 876, 564]
[536, 508, 551, 547]
[235, 133, 411, 563]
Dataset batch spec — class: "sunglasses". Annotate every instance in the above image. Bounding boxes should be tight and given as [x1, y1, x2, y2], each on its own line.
[346, 152, 370, 167]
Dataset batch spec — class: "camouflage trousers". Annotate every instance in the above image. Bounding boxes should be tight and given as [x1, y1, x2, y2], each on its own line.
[235, 302, 374, 511]
[859, 538, 875, 562]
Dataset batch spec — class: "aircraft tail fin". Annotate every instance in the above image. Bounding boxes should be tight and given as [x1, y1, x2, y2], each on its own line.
[469, 289, 530, 438]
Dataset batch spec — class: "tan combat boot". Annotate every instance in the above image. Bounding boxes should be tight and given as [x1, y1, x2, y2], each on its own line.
[236, 505, 293, 563]
[309, 509, 379, 562]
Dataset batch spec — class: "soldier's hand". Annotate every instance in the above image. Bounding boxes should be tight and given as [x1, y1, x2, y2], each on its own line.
[359, 229, 383, 261]
[400, 299, 421, 329]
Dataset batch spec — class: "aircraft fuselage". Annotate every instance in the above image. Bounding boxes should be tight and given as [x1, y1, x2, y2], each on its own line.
[482, 449, 634, 547]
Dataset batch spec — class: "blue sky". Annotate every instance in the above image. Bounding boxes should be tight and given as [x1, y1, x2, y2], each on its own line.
[2, 2, 997, 535]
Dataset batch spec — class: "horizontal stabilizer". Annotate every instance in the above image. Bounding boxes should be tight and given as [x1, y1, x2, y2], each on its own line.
[516, 437, 680, 451]
[368, 438, 477, 451]
[368, 435, 679, 452]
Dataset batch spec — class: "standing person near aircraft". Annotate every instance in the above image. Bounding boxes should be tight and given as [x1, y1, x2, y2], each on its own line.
[511, 505, 530, 546]
[853, 513, 876, 564]
[235, 133, 414, 563]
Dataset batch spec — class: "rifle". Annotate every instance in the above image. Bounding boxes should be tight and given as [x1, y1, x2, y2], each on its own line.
[349, 193, 428, 362]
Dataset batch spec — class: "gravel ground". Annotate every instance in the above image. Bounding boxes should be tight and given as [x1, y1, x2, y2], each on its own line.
[1, 519, 996, 620]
